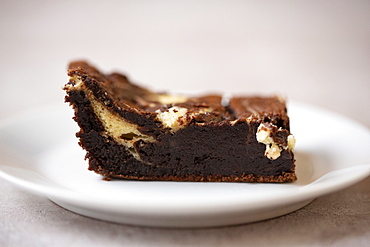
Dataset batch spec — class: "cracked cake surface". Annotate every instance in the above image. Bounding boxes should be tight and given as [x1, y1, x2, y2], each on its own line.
[63, 61, 296, 182]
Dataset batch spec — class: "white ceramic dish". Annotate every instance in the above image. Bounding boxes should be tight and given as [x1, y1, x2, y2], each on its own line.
[0, 102, 369, 228]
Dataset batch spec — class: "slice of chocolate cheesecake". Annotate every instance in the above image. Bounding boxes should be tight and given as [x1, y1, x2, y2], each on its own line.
[63, 61, 296, 182]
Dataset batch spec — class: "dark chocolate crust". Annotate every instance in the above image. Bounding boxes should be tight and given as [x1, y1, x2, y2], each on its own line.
[64, 61, 296, 182]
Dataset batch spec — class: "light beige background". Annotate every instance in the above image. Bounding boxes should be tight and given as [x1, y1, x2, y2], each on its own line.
[0, 1, 369, 246]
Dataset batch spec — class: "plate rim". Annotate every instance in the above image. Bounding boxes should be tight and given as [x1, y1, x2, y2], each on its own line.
[0, 101, 370, 218]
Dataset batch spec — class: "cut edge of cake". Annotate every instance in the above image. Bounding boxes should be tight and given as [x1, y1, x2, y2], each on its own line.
[63, 60, 297, 183]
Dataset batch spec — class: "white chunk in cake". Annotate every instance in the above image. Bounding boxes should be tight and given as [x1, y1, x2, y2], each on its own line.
[256, 122, 295, 160]
[155, 106, 189, 132]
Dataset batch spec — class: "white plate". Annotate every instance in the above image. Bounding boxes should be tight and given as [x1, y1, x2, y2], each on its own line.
[0, 102, 369, 228]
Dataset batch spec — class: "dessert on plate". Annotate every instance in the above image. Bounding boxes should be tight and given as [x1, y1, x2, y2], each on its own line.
[63, 61, 296, 182]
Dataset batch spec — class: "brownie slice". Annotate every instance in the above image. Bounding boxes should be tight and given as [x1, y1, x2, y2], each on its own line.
[63, 61, 296, 182]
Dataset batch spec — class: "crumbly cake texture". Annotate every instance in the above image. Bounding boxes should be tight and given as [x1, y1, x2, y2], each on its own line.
[63, 61, 297, 182]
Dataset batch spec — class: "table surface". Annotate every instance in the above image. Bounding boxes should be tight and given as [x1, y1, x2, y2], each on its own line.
[1, 1, 369, 246]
